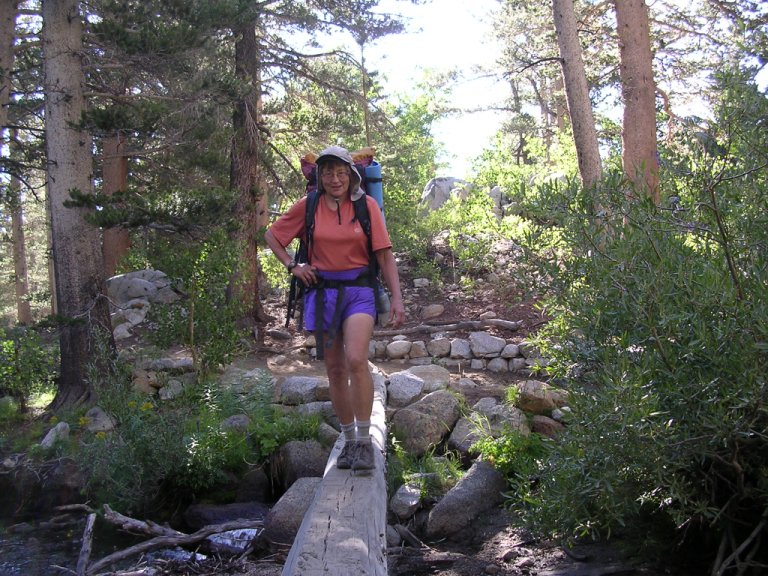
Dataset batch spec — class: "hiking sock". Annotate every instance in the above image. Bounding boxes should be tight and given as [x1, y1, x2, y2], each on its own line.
[356, 420, 371, 443]
[341, 421, 356, 442]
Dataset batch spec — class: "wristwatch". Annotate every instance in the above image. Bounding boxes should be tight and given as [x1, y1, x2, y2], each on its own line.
[286, 260, 298, 272]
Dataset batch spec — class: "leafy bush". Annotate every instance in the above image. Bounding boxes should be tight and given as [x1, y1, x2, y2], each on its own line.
[386, 436, 463, 499]
[508, 80, 768, 571]
[0, 327, 57, 412]
[146, 229, 245, 373]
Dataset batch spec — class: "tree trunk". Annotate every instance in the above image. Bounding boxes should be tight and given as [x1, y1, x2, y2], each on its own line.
[552, 0, 603, 189]
[101, 131, 131, 278]
[230, 20, 270, 324]
[615, 0, 659, 201]
[2, 3, 31, 324]
[43, 0, 115, 410]
[10, 163, 33, 325]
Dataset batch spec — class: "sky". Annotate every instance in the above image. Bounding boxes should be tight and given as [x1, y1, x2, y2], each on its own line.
[327, 0, 507, 179]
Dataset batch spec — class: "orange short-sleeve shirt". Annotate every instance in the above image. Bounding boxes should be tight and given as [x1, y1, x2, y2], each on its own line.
[268, 194, 392, 271]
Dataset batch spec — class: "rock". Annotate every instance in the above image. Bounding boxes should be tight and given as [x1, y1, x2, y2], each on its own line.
[388, 371, 425, 408]
[278, 376, 324, 405]
[425, 461, 506, 538]
[119, 300, 150, 326]
[262, 477, 322, 548]
[113, 322, 133, 340]
[406, 364, 451, 392]
[40, 422, 69, 448]
[420, 304, 445, 319]
[390, 390, 460, 457]
[107, 276, 158, 303]
[487, 357, 508, 373]
[450, 338, 472, 359]
[386, 340, 412, 359]
[316, 422, 341, 447]
[474, 397, 530, 437]
[266, 329, 292, 340]
[531, 414, 565, 438]
[235, 467, 272, 503]
[420, 177, 470, 211]
[501, 343, 520, 358]
[84, 407, 116, 432]
[275, 440, 330, 491]
[469, 331, 506, 358]
[143, 356, 195, 372]
[516, 380, 569, 414]
[221, 414, 250, 433]
[159, 378, 185, 400]
[131, 369, 159, 394]
[390, 483, 422, 520]
[409, 340, 429, 358]
[386, 524, 402, 547]
[447, 417, 483, 456]
[426, 337, 451, 358]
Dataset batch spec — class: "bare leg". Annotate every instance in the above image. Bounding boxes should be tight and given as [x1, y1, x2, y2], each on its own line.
[342, 312, 375, 421]
[323, 312, 375, 425]
[324, 333, 353, 426]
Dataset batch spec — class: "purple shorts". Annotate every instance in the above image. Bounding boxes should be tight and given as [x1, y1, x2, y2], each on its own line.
[304, 267, 376, 332]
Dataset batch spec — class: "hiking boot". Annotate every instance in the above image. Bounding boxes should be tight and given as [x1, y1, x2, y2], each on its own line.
[336, 441, 354, 469]
[351, 440, 375, 473]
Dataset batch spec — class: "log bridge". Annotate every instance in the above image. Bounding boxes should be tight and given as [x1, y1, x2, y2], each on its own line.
[281, 370, 389, 576]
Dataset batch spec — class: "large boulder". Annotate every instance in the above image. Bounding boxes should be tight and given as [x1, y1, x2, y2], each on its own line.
[274, 439, 330, 491]
[425, 461, 507, 539]
[390, 390, 460, 457]
[262, 477, 322, 550]
[420, 177, 471, 211]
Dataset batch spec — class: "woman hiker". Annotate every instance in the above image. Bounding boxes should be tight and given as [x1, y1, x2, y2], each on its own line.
[264, 145, 405, 472]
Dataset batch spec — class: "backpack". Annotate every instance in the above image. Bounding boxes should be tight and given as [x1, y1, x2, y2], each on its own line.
[285, 152, 384, 328]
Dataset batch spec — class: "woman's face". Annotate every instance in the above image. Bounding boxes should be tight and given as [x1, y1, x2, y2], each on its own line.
[320, 162, 351, 199]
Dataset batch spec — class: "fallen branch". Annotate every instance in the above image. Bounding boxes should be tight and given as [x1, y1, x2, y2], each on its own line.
[102, 504, 181, 537]
[374, 318, 522, 338]
[86, 505, 263, 575]
[76, 513, 96, 576]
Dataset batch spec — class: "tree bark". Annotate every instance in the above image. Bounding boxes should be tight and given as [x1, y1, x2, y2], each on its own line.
[552, 0, 603, 189]
[101, 131, 131, 278]
[230, 20, 270, 323]
[10, 160, 33, 325]
[615, 0, 659, 202]
[43, 0, 115, 410]
[2, 4, 32, 325]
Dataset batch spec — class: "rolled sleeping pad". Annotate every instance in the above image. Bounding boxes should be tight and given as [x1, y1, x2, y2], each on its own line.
[364, 161, 384, 220]
[364, 161, 390, 323]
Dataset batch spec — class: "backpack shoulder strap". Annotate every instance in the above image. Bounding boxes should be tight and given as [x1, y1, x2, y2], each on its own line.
[303, 190, 322, 264]
[352, 196, 377, 278]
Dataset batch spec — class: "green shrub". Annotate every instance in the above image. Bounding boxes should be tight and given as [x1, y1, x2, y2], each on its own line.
[0, 327, 57, 412]
[145, 230, 246, 373]
[386, 436, 463, 499]
[510, 130, 768, 569]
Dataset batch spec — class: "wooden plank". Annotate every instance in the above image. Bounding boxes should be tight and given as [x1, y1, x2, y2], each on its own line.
[282, 370, 388, 576]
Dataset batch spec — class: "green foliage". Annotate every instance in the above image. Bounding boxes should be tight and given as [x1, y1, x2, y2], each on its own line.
[145, 230, 245, 373]
[507, 72, 768, 570]
[471, 431, 549, 486]
[386, 436, 464, 499]
[424, 186, 502, 275]
[0, 327, 57, 412]
[77, 362, 187, 514]
[77, 363, 317, 513]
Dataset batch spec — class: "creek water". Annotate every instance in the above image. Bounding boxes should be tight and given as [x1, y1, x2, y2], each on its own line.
[0, 515, 143, 575]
